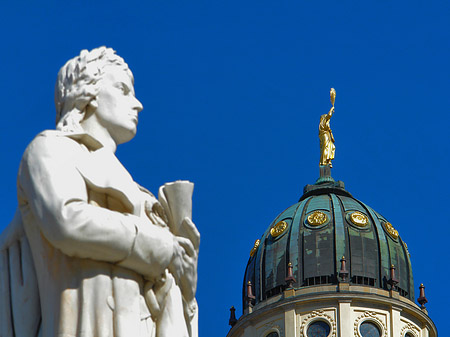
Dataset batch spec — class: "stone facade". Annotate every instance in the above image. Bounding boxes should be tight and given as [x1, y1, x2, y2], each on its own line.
[228, 285, 436, 337]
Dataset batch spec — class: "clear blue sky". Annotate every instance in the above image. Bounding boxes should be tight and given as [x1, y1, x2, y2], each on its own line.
[1, 1, 448, 335]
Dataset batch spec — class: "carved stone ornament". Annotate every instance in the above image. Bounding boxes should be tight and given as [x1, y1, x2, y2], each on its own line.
[400, 322, 420, 337]
[250, 239, 261, 257]
[353, 311, 387, 337]
[0, 47, 200, 337]
[307, 211, 329, 227]
[300, 309, 337, 337]
[260, 322, 283, 337]
[349, 211, 369, 227]
[384, 221, 399, 240]
[270, 221, 288, 238]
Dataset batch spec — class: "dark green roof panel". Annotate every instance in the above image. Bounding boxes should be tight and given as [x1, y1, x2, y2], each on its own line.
[242, 182, 415, 311]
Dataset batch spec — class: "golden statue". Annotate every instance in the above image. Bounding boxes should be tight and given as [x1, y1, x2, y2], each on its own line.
[319, 88, 336, 167]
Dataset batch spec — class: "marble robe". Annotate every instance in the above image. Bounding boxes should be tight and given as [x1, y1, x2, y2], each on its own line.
[0, 130, 195, 337]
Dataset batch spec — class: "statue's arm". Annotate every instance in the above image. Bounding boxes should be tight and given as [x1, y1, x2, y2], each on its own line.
[327, 106, 334, 119]
[18, 135, 173, 279]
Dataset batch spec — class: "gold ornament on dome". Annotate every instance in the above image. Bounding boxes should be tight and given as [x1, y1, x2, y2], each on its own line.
[384, 222, 399, 240]
[319, 88, 336, 167]
[249, 239, 260, 257]
[349, 211, 369, 227]
[307, 211, 328, 226]
[270, 221, 288, 238]
[403, 242, 410, 256]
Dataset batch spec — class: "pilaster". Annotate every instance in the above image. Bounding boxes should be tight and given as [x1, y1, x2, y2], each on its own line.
[338, 299, 352, 337]
[284, 304, 296, 337]
[390, 305, 402, 336]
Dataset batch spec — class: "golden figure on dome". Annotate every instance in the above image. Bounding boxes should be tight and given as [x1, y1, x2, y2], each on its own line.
[319, 88, 336, 167]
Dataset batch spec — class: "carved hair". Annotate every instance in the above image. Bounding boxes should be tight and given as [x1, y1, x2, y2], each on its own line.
[54, 46, 133, 132]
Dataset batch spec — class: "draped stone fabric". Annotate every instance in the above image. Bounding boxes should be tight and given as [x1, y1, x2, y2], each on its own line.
[0, 210, 41, 337]
[0, 130, 197, 337]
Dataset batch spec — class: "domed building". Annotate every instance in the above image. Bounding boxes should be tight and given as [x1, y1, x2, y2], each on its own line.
[227, 91, 437, 337]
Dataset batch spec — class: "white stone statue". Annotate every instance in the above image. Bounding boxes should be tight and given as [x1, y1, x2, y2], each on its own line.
[0, 47, 200, 337]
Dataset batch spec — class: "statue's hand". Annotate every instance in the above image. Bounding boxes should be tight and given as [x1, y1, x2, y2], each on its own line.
[179, 217, 200, 253]
[169, 233, 198, 302]
[144, 199, 169, 228]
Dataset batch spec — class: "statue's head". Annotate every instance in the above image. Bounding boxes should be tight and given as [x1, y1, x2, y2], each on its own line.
[55, 47, 143, 144]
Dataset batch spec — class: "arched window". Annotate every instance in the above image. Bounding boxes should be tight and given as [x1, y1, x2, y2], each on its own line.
[266, 332, 279, 337]
[405, 333, 415, 337]
[359, 321, 381, 337]
[307, 320, 331, 337]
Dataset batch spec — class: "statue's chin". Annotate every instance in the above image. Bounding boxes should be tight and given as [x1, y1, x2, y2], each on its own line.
[114, 130, 136, 145]
[114, 126, 138, 145]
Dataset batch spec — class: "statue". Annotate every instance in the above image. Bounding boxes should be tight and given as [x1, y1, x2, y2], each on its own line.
[0, 47, 199, 337]
[319, 88, 336, 167]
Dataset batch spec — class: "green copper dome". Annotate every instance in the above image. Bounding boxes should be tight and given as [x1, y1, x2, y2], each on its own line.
[242, 180, 414, 311]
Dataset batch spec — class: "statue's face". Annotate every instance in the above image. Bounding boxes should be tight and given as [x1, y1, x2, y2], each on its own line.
[93, 65, 143, 145]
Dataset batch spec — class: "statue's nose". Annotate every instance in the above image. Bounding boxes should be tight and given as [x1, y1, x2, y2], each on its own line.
[134, 97, 143, 113]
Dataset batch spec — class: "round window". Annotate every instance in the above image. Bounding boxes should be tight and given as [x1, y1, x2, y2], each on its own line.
[359, 321, 381, 337]
[405, 333, 414, 337]
[266, 332, 279, 337]
[307, 320, 331, 337]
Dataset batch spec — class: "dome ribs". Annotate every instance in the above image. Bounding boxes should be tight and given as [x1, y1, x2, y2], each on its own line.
[288, 198, 307, 292]
[302, 194, 334, 283]
[363, 204, 393, 294]
[241, 187, 415, 307]
[331, 194, 347, 282]
[339, 196, 379, 284]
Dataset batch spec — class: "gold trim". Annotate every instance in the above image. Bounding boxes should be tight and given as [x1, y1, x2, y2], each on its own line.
[403, 242, 410, 256]
[384, 222, 399, 240]
[270, 221, 288, 238]
[249, 239, 260, 257]
[307, 211, 328, 226]
[349, 211, 369, 227]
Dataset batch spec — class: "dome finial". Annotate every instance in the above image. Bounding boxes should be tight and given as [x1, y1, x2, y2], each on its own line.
[317, 88, 336, 184]
[285, 262, 296, 289]
[388, 264, 399, 290]
[418, 283, 428, 310]
[339, 255, 349, 282]
[245, 281, 256, 311]
[228, 306, 237, 327]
